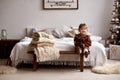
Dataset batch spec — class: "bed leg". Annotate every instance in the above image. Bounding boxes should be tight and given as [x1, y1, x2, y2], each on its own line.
[33, 54, 37, 71]
[6, 57, 12, 66]
[80, 53, 84, 72]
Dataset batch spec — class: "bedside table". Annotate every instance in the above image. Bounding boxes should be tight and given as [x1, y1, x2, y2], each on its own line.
[0, 39, 20, 59]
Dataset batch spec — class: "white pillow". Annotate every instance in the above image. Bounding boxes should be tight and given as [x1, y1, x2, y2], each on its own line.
[52, 26, 71, 38]
[32, 28, 55, 35]
[67, 28, 79, 37]
[52, 28, 65, 38]
[90, 35, 102, 42]
[67, 29, 76, 37]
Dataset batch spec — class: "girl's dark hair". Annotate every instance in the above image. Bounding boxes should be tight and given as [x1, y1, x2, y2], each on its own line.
[79, 23, 86, 30]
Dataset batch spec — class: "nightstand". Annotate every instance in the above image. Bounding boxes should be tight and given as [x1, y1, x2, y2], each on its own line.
[0, 39, 20, 59]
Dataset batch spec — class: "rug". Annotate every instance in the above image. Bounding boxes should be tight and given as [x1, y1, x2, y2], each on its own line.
[0, 65, 17, 74]
[92, 62, 120, 74]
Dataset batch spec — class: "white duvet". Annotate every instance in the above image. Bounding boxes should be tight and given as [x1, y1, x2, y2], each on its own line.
[10, 37, 107, 66]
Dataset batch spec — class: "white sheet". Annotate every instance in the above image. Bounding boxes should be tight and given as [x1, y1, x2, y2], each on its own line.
[10, 37, 107, 67]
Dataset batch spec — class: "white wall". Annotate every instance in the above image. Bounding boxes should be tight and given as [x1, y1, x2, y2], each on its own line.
[0, 0, 113, 39]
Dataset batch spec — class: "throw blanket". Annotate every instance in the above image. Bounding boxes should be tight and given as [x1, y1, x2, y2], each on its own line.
[31, 38, 54, 45]
[30, 37, 55, 47]
[30, 42, 54, 47]
[30, 32, 60, 62]
[32, 32, 53, 41]
[34, 46, 59, 62]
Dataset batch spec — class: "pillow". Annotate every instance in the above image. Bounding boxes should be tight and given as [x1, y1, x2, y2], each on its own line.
[26, 27, 56, 38]
[32, 28, 55, 35]
[67, 27, 79, 37]
[67, 29, 76, 37]
[52, 26, 71, 38]
[52, 28, 65, 38]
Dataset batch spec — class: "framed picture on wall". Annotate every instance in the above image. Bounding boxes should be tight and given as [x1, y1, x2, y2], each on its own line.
[43, 0, 79, 10]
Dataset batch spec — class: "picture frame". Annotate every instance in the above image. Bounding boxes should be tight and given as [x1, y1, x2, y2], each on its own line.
[43, 0, 79, 10]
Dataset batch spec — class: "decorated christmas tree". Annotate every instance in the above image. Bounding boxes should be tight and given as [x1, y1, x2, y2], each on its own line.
[109, 0, 120, 45]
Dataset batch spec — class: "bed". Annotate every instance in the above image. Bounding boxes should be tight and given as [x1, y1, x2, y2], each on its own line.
[10, 26, 107, 71]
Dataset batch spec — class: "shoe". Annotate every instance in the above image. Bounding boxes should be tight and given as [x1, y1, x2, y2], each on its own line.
[84, 51, 90, 58]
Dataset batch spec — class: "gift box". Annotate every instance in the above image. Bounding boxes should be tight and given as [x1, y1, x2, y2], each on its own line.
[109, 45, 120, 60]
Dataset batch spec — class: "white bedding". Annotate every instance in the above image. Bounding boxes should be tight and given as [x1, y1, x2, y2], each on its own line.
[10, 37, 107, 67]
[54, 38, 74, 51]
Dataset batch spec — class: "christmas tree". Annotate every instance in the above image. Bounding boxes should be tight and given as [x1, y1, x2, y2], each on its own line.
[109, 0, 120, 45]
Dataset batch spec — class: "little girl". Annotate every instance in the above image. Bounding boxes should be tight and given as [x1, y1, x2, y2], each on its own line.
[74, 23, 91, 58]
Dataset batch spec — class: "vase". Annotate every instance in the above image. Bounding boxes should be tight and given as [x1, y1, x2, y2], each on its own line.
[1, 29, 7, 40]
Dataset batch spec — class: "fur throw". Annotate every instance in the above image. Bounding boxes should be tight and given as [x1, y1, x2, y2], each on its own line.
[92, 62, 120, 74]
[0, 65, 17, 74]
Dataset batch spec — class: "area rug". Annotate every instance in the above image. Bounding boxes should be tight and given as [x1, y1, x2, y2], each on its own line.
[0, 65, 17, 74]
[92, 62, 120, 74]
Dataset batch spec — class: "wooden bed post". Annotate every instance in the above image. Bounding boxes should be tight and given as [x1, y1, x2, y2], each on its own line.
[76, 47, 84, 72]
[27, 51, 38, 71]
[33, 53, 37, 71]
[6, 57, 12, 66]
[80, 52, 84, 72]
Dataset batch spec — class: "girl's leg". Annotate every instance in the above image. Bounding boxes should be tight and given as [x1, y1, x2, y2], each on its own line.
[75, 47, 82, 54]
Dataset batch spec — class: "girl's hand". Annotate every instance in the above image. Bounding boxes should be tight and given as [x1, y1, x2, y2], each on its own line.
[82, 44, 85, 47]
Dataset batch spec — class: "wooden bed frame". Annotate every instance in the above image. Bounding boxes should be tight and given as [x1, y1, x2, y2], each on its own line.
[28, 49, 84, 72]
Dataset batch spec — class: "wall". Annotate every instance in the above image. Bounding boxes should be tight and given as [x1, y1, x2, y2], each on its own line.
[0, 0, 113, 39]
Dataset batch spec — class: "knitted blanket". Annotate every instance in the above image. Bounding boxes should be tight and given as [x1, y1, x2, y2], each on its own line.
[30, 32, 60, 62]
[34, 46, 59, 62]
[32, 32, 53, 41]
